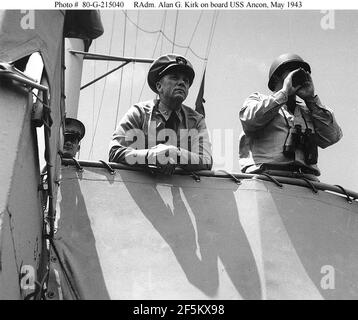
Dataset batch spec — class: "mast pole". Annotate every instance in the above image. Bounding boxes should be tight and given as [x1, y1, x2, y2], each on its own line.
[64, 38, 86, 118]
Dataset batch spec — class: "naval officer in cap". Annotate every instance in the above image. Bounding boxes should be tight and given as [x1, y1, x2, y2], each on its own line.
[40, 117, 85, 211]
[62, 117, 86, 159]
[109, 53, 212, 175]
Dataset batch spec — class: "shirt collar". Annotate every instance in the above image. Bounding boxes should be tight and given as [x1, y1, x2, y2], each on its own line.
[156, 100, 183, 122]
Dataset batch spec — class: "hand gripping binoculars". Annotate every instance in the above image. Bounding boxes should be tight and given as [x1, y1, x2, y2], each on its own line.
[292, 68, 310, 87]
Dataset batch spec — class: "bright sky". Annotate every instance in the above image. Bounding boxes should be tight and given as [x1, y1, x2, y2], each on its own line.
[77, 10, 358, 191]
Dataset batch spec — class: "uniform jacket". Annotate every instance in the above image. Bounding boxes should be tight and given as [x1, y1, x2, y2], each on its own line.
[239, 91, 342, 175]
[109, 99, 212, 171]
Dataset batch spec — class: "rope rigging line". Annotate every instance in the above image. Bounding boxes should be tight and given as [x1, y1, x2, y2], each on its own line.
[160, 11, 167, 56]
[113, 10, 128, 131]
[122, 10, 207, 61]
[138, 12, 168, 102]
[206, 11, 219, 59]
[92, 41, 96, 137]
[88, 11, 116, 159]
[172, 11, 179, 53]
[129, 11, 140, 107]
[198, 11, 219, 80]
[184, 11, 204, 57]
[204, 11, 219, 68]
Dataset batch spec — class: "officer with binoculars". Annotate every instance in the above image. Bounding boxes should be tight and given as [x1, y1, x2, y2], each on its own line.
[239, 53, 342, 179]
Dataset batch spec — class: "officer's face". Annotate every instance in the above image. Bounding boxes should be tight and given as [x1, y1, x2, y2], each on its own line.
[156, 72, 190, 104]
[63, 134, 80, 158]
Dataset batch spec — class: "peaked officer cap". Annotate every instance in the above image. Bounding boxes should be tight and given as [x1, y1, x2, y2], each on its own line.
[147, 54, 195, 93]
[64, 118, 85, 141]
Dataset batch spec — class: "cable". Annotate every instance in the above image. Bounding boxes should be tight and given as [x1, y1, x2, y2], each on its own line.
[113, 10, 127, 131]
[123, 10, 160, 34]
[172, 11, 179, 53]
[129, 11, 140, 106]
[199, 11, 219, 79]
[160, 11, 167, 55]
[122, 10, 207, 61]
[184, 11, 204, 57]
[88, 11, 116, 159]
[138, 12, 167, 101]
[162, 31, 207, 61]
[92, 41, 96, 136]
[205, 11, 219, 64]
[137, 32, 161, 101]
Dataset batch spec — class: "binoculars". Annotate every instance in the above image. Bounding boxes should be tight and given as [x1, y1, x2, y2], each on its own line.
[292, 68, 310, 87]
[283, 124, 318, 164]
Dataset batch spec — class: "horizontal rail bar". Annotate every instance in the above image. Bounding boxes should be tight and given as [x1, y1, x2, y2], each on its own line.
[61, 159, 358, 202]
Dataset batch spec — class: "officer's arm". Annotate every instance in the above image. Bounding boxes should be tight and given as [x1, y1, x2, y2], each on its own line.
[177, 116, 213, 171]
[304, 96, 343, 148]
[109, 105, 148, 165]
[239, 91, 288, 133]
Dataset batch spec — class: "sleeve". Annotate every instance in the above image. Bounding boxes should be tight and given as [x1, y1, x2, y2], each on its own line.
[108, 105, 148, 165]
[239, 90, 288, 133]
[178, 115, 213, 171]
[305, 95, 343, 148]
